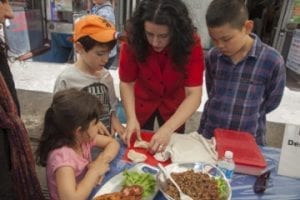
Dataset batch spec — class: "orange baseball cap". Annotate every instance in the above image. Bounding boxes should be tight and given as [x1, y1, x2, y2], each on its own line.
[73, 15, 116, 43]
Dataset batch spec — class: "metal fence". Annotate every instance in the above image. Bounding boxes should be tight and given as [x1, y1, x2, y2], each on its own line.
[115, 0, 141, 31]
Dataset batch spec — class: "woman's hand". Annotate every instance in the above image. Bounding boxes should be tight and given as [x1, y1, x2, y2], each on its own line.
[123, 118, 141, 147]
[97, 121, 110, 136]
[149, 127, 172, 154]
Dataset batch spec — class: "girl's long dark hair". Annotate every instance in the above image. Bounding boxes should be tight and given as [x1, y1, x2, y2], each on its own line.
[35, 88, 102, 166]
[126, 0, 196, 71]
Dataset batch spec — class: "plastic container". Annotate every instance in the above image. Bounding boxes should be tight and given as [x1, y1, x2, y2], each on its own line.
[217, 150, 235, 182]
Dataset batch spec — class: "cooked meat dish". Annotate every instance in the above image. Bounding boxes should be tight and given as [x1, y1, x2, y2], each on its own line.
[165, 170, 221, 200]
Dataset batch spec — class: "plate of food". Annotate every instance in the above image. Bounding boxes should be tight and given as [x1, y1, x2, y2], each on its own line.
[93, 163, 159, 200]
[157, 162, 232, 200]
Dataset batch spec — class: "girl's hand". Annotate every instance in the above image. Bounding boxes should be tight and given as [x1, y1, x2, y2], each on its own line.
[149, 128, 172, 154]
[97, 121, 110, 136]
[88, 161, 110, 183]
[123, 118, 141, 147]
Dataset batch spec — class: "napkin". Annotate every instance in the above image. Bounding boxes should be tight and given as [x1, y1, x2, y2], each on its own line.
[155, 132, 217, 164]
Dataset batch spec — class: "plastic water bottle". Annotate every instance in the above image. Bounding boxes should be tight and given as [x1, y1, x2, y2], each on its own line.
[217, 150, 235, 182]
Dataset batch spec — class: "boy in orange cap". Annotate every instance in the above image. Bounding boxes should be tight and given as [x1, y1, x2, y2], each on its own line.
[54, 15, 125, 137]
[91, 0, 117, 69]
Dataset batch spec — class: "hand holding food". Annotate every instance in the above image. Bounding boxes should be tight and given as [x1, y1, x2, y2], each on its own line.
[149, 129, 172, 153]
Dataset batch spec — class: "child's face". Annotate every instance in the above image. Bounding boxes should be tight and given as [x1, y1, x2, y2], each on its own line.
[0, 0, 14, 23]
[208, 21, 252, 58]
[83, 119, 99, 142]
[77, 44, 110, 73]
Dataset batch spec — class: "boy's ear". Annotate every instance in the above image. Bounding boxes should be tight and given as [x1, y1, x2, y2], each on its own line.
[74, 42, 84, 54]
[244, 20, 254, 34]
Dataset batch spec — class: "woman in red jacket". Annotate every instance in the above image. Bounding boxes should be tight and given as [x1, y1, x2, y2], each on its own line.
[119, 0, 205, 153]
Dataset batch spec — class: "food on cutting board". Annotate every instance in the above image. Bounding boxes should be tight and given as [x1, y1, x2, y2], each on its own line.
[153, 151, 170, 162]
[133, 140, 150, 149]
[127, 149, 147, 163]
[165, 170, 230, 200]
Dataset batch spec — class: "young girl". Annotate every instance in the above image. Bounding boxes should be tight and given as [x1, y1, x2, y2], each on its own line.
[35, 88, 120, 200]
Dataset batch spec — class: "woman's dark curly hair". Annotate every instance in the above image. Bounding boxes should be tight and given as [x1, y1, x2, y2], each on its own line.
[126, 0, 196, 71]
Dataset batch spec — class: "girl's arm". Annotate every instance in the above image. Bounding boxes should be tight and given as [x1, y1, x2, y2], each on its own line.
[92, 134, 120, 164]
[55, 163, 109, 200]
[55, 136, 119, 199]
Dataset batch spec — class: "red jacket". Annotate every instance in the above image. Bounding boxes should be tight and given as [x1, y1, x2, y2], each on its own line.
[119, 36, 204, 126]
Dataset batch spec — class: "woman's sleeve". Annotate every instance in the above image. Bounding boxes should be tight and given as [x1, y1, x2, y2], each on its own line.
[185, 36, 205, 87]
[118, 42, 139, 82]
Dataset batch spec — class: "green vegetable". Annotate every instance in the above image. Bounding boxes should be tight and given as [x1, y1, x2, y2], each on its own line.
[216, 178, 229, 200]
[123, 170, 156, 197]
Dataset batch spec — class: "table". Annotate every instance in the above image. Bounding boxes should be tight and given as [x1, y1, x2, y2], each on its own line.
[89, 141, 300, 200]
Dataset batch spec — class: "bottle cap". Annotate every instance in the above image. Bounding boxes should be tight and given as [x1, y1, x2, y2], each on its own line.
[225, 150, 233, 159]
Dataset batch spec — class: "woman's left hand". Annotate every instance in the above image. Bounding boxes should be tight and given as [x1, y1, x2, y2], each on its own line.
[149, 129, 172, 154]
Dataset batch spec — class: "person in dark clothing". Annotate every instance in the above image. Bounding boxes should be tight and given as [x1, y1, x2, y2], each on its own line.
[0, 1, 44, 199]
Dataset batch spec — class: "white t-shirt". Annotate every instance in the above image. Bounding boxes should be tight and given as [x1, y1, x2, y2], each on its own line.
[54, 66, 118, 130]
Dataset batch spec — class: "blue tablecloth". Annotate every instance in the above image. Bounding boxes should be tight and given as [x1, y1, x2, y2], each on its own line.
[89, 141, 300, 200]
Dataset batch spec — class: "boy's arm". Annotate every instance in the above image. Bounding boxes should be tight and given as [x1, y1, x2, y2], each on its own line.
[111, 112, 126, 135]
[53, 76, 67, 93]
[105, 72, 118, 113]
[264, 59, 286, 113]
[205, 51, 214, 95]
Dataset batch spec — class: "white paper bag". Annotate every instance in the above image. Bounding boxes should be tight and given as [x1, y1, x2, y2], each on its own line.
[168, 132, 217, 164]
[278, 124, 300, 178]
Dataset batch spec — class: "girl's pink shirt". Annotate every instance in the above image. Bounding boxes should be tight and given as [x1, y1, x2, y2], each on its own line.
[46, 139, 96, 200]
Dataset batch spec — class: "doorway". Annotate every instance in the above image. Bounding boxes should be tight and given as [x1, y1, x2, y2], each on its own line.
[246, 0, 284, 45]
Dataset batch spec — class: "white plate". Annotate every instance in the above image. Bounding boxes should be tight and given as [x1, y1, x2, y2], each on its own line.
[93, 163, 159, 200]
